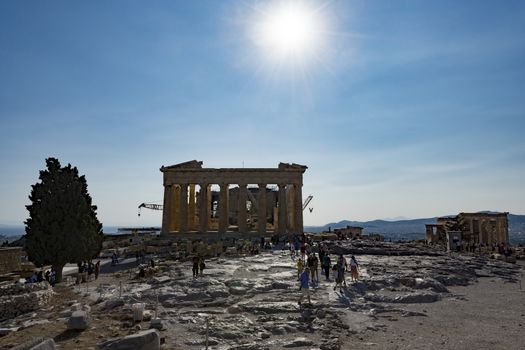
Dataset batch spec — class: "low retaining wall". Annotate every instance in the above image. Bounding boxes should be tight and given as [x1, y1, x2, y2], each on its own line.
[0, 282, 54, 322]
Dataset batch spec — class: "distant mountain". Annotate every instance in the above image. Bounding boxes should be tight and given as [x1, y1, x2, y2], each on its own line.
[305, 213, 525, 245]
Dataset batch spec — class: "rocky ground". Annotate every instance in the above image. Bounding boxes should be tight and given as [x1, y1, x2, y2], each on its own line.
[0, 240, 524, 349]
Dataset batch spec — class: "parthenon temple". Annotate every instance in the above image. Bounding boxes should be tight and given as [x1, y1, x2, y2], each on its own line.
[160, 160, 307, 237]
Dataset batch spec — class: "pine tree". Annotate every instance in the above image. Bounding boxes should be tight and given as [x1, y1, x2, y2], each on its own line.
[25, 158, 103, 283]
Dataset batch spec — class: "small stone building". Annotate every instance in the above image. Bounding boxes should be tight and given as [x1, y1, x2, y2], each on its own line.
[333, 226, 363, 239]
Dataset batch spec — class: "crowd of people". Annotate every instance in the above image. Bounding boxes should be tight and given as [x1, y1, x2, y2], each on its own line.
[291, 239, 361, 305]
[25, 268, 57, 286]
[191, 256, 206, 277]
[76, 260, 101, 283]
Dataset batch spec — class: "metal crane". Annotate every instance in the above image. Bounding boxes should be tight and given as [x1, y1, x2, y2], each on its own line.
[302, 195, 313, 211]
[137, 193, 313, 216]
[138, 202, 163, 216]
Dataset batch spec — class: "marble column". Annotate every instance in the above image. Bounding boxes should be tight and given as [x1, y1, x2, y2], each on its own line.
[278, 183, 287, 234]
[199, 184, 208, 233]
[161, 185, 173, 234]
[171, 185, 181, 232]
[258, 184, 267, 235]
[188, 184, 196, 231]
[238, 183, 248, 233]
[294, 183, 303, 234]
[219, 183, 229, 234]
[179, 184, 188, 233]
[286, 185, 295, 231]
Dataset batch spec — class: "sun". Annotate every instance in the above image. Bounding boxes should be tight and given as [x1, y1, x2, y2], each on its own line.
[251, 1, 327, 65]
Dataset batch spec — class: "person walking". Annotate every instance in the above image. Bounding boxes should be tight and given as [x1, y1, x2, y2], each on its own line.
[289, 240, 296, 259]
[337, 254, 348, 286]
[311, 253, 319, 283]
[94, 260, 100, 280]
[300, 244, 306, 261]
[321, 253, 331, 281]
[350, 255, 359, 282]
[199, 258, 206, 275]
[192, 256, 200, 278]
[298, 267, 311, 305]
[334, 258, 346, 292]
[297, 258, 304, 280]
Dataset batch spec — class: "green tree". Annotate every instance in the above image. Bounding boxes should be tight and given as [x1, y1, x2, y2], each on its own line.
[25, 158, 103, 283]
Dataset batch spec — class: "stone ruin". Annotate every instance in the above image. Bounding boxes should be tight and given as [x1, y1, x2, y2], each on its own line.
[0, 281, 54, 322]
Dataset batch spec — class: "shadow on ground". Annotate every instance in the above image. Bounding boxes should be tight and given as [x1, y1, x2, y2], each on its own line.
[54, 329, 84, 343]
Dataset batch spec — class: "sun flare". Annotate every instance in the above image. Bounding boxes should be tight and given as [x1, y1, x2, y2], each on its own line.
[252, 1, 327, 65]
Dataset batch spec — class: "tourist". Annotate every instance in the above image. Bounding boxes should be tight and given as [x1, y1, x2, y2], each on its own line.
[44, 270, 51, 283]
[95, 260, 100, 280]
[300, 244, 306, 261]
[26, 271, 38, 284]
[111, 252, 118, 266]
[150, 258, 156, 268]
[334, 255, 347, 291]
[87, 261, 94, 280]
[504, 245, 513, 257]
[333, 260, 345, 292]
[49, 268, 56, 286]
[192, 256, 200, 278]
[350, 255, 359, 282]
[199, 258, 206, 275]
[307, 254, 314, 281]
[318, 243, 325, 265]
[298, 267, 311, 305]
[37, 270, 44, 282]
[297, 258, 304, 280]
[321, 253, 331, 281]
[311, 253, 319, 283]
[289, 240, 296, 259]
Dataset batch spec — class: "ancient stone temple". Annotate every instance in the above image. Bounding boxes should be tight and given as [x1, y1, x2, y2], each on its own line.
[160, 161, 307, 237]
[426, 212, 509, 246]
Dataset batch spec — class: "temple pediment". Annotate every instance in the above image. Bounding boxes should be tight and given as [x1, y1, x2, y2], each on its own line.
[278, 162, 307, 171]
[161, 160, 203, 171]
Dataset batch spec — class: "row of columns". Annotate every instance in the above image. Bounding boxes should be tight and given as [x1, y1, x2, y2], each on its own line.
[161, 182, 303, 235]
[469, 218, 509, 245]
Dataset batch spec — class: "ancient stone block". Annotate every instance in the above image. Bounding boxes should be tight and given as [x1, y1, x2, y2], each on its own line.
[67, 310, 91, 330]
[97, 329, 160, 350]
[12, 337, 56, 350]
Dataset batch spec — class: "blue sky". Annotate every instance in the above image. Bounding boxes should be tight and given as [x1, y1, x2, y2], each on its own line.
[1, 0, 524, 228]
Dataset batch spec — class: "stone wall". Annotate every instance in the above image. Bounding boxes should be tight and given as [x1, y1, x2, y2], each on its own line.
[0, 281, 54, 322]
[0, 247, 22, 274]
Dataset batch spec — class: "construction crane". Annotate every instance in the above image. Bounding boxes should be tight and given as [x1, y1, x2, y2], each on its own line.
[303, 195, 313, 211]
[137, 193, 313, 216]
[138, 202, 163, 217]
